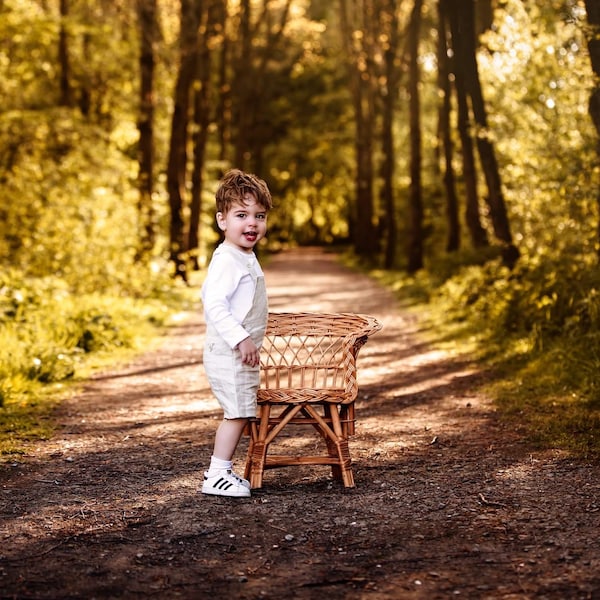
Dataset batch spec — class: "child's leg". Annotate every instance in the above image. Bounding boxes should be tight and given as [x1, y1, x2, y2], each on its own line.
[202, 418, 251, 497]
[212, 417, 248, 461]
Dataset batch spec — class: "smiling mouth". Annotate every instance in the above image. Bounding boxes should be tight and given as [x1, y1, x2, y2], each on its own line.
[244, 232, 257, 240]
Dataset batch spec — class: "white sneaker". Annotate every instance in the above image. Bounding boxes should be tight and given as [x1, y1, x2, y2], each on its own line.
[203, 469, 250, 489]
[201, 470, 251, 498]
[230, 471, 251, 489]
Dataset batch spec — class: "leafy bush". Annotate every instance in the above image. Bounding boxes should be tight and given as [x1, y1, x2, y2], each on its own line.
[438, 252, 600, 456]
[0, 267, 191, 407]
[0, 261, 194, 456]
[362, 240, 600, 458]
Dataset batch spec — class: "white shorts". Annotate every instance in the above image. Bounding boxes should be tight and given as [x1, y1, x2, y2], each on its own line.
[203, 334, 259, 419]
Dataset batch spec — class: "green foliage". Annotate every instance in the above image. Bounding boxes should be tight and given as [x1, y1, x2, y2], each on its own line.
[0, 107, 154, 293]
[0, 1, 62, 109]
[373, 0, 600, 458]
[492, 342, 600, 458]
[364, 244, 600, 458]
[1, 0, 600, 462]
[0, 1, 188, 457]
[262, 12, 356, 247]
[478, 0, 598, 246]
[0, 265, 195, 456]
[0, 267, 186, 403]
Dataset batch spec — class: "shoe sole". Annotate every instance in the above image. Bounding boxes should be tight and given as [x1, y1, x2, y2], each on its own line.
[201, 486, 250, 498]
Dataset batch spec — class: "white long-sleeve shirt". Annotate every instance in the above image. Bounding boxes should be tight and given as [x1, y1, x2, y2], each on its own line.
[201, 243, 264, 349]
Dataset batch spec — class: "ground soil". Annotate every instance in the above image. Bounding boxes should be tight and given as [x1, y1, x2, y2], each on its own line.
[1, 248, 599, 600]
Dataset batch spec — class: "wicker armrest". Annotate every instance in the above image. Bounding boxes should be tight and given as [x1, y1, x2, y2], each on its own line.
[257, 387, 352, 404]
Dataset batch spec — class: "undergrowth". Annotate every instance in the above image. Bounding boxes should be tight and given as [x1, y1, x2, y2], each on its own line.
[0, 265, 199, 459]
[349, 249, 600, 460]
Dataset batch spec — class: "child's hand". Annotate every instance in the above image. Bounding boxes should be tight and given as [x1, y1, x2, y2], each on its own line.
[237, 337, 260, 367]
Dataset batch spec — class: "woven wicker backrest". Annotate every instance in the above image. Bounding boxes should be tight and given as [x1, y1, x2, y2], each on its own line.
[259, 312, 382, 404]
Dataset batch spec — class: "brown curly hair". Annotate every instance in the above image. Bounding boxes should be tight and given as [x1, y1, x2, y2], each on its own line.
[215, 169, 273, 213]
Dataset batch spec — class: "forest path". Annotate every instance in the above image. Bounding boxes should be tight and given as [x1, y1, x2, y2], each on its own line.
[1, 247, 599, 599]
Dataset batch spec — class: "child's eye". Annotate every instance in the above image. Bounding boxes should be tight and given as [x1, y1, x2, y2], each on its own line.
[256, 213, 266, 220]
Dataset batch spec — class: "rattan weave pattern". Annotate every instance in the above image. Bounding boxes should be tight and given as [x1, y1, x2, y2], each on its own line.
[245, 312, 382, 488]
[258, 312, 382, 405]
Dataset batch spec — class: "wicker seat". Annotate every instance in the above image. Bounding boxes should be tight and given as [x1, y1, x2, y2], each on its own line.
[244, 312, 382, 488]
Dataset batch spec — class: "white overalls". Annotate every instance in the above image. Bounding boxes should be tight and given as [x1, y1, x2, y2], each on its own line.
[203, 262, 268, 419]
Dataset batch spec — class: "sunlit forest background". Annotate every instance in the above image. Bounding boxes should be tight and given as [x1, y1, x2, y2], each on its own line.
[1, 0, 599, 456]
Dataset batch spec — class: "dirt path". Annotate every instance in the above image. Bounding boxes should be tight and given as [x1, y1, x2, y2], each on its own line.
[1, 248, 599, 599]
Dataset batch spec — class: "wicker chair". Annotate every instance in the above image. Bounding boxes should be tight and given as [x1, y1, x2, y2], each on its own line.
[244, 312, 382, 489]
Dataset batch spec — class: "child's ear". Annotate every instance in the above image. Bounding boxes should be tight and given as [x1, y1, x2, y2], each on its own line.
[216, 212, 226, 231]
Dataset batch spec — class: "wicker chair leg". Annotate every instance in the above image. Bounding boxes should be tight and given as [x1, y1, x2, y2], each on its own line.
[304, 403, 355, 488]
[324, 437, 343, 481]
[248, 440, 267, 489]
[319, 405, 341, 481]
[329, 405, 355, 487]
[245, 404, 274, 489]
[243, 420, 258, 481]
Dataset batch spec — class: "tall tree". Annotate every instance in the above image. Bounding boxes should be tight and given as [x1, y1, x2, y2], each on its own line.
[215, 0, 230, 163]
[440, 0, 488, 250]
[58, 0, 73, 107]
[188, 0, 219, 270]
[406, 0, 423, 272]
[136, 0, 158, 259]
[339, 0, 379, 258]
[447, 0, 519, 267]
[228, 0, 294, 171]
[381, 0, 401, 268]
[231, 0, 252, 168]
[584, 0, 600, 259]
[436, 0, 460, 252]
[166, 0, 200, 281]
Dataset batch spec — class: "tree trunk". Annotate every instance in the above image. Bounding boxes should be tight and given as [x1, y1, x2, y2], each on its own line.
[444, 0, 488, 249]
[232, 0, 252, 168]
[407, 0, 424, 273]
[457, 76, 488, 248]
[136, 0, 157, 260]
[166, 0, 199, 281]
[189, 0, 215, 270]
[79, 31, 92, 117]
[437, 0, 460, 252]
[584, 0, 600, 260]
[58, 0, 73, 107]
[229, 0, 293, 173]
[339, 0, 378, 258]
[251, 1, 293, 175]
[381, 1, 399, 269]
[354, 83, 377, 257]
[448, 0, 519, 267]
[214, 0, 229, 164]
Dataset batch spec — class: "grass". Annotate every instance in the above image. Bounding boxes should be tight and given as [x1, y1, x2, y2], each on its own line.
[343, 251, 600, 460]
[0, 273, 200, 460]
[488, 343, 600, 458]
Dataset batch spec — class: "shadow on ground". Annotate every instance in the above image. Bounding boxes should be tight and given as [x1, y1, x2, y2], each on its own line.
[1, 248, 599, 599]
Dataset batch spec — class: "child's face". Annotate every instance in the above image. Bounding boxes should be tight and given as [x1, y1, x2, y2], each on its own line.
[216, 193, 268, 253]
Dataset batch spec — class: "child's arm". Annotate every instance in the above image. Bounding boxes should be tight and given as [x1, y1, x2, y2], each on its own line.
[202, 251, 255, 349]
